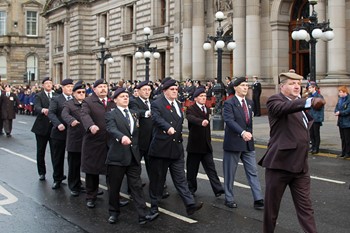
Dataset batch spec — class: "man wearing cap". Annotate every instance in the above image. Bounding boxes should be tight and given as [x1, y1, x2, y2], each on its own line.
[222, 77, 264, 210]
[258, 71, 325, 233]
[129, 80, 153, 178]
[31, 77, 56, 181]
[80, 79, 124, 208]
[61, 81, 86, 196]
[1, 84, 20, 137]
[186, 87, 224, 197]
[148, 78, 203, 216]
[105, 88, 159, 225]
[48, 78, 74, 189]
[307, 81, 324, 154]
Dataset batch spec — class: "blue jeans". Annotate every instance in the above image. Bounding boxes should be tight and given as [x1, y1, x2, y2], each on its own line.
[223, 150, 263, 203]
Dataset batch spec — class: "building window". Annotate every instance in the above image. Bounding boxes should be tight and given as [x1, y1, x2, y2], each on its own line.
[154, 0, 166, 27]
[0, 56, 7, 80]
[26, 11, 38, 36]
[124, 4, 134, 33]
[98, 13, 108, 39]
[27, 55, 38, 81]
[0, 11, 6, 35]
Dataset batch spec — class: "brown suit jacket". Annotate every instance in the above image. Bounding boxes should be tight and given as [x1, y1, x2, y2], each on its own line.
[258, 93, 313, 173]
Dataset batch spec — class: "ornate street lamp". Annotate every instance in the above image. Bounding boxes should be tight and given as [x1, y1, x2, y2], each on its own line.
[203, 11, 236, 130]
[96, 37, 114, 80]
[291, 0, 334, 82]
[135, 27, 160, 81]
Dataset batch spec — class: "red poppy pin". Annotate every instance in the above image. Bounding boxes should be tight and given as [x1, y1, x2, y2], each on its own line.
[166, 105, 171, 110]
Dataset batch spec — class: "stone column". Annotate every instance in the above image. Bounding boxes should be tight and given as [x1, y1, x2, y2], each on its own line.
[313, 0, 327, 80]
[64, 19, 70, 78]
[326, 0, 348, 80]
[182, 0, 192, 79]
[233, 0, 246, 77]
[246, 0, 260, 77]
[192, 0, 206, 80]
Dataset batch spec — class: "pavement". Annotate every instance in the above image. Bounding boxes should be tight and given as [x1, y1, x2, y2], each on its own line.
[185, 115, 341, 156]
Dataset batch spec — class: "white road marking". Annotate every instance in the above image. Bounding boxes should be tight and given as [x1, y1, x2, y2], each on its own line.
[17, 121, 27, 125]
[0, 147, 37, 163]
[310, 176, 346, 184]
[0, 184, 18, 216]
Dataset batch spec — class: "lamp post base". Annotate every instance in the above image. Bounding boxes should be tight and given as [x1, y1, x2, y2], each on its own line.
[212, 114, 224, 131]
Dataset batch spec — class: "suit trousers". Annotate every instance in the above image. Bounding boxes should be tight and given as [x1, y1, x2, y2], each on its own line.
[50, 138, 66, 182]
[140, 149, 151, 179]
[3, 119, 13, 134]
[67, 151, 82, 191]
[0, 118, 3, 133]
[85, 173, 101, 201]
[339, 127, 350, 156]
[263, 168, 317, 233]
[310, 122, 321, 152]
[107, 165, 147, 217]
[149, 157, 195, 208]
[35, 134, 53, 176]
[253, 94, 261, 116]
[223, 150, 263, 203]
[186, 152, 223, 195]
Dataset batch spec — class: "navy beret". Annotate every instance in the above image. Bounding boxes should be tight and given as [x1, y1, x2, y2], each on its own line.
[73, 81, 86, 92]
[93, 79, 108, 88]
[61, 78, 74, 86]
[136, 80, 151, 89]
[233, 77, 247, 87]
[193, 87, 206, 98]
[112, 87, 129, 99]
[161, 77, 172, 84]
[307, 81, 318, 88]
[42, 77, 52, 84]
[162, 79, 177, 90]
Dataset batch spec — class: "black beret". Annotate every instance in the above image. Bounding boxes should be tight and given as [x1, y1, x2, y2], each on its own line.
[73, 82, 86, 92]
[112, 87, 129, 99]
[61, 78, 74, 86]
[233, 77, 247, 87]
[42, 77, 52, 84]
[162, 79, 177, 90]
[161, 77, 172, 84]
[93, 79, 108, 88]
[193, 87, 206, 98]
[136, 80, 151, 89]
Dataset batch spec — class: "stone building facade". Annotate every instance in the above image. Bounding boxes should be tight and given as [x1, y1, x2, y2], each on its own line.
[42, 0, 350, 118]
[0, 0, 47, 85]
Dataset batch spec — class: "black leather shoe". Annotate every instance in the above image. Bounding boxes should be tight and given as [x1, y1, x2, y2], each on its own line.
[97, 190, 104, 196]
[86, 200, 95, 208]
[52, 182, 61, 189]
[224, 201, 238, 208]
[186, 202, 203, 215]
[39, 175, 45, 181]
[79, 187, 86, 193]
[59, 175, 67, 182]
[254, 199, 264, 210]
[70, 190, 80, 197]
[215, 190, 225, 197]
[108, 214, 118, 224]
[339, 154, 345, 158]
[162, 191, 170, 199]
[119, 199, 129, 207]
[139, 211, 159, 225]
[150, 206, 159, 215]
[344, 154, 350, 159]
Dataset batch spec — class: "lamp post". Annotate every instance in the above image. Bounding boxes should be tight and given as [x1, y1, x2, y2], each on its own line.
[291, 0, 334, 82]
[135, 27, 160, 81]
[97, 37, 114, 80]
[203, 11, 237, 130]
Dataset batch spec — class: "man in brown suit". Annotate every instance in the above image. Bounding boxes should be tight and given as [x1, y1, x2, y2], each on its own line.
[1, 84, 20, 137]
[258, 71, 325, 233]
[185, 86, 224, 197]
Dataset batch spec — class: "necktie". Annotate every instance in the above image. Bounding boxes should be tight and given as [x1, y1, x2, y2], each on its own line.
[302, 111, 308, 128]
[48, 92, 51, 100]
[67, 96, 72, 101]
[102, 99, 106, 108]
[124, 109, 131, 128]
[145, 100, 150, 110]
[6, 93, 9, 97]
[242, 99, 249, 124]
[201, 106, 206, 114]
[171, 102, 180, 116]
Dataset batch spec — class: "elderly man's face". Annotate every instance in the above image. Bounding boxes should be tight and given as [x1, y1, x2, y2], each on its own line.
[93, 84, 108, 98]
[234, 82, 249, 98]
[280, 79, 301, 99]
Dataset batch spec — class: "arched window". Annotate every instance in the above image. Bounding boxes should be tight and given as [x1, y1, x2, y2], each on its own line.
[289, 0, 310, 79]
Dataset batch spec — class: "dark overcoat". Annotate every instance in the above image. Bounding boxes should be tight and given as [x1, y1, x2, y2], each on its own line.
[1, 93, 20, 119]
[223, 96, 254, 152]
[61, 98, 85, 152]
[258, 93, 314, 173]
[186, 103, 212, 153]
[129, 97, 153, 151]
[31, 91, 56, 136]
[105, 108, 141, 166]
[148, 96, 184, 159]
[80, 93, 115, 174]
[48, 94, 68, 140]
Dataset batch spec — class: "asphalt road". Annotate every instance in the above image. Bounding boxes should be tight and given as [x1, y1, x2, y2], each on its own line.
[0, 115, 349, 233]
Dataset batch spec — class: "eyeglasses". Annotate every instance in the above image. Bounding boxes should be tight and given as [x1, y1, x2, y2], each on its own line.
[76, 91, 85, 94]
[169, 88, 178, 91]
